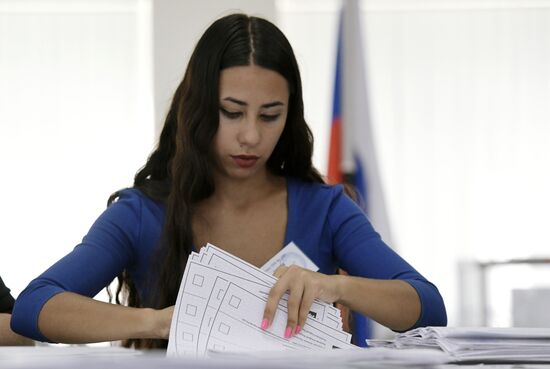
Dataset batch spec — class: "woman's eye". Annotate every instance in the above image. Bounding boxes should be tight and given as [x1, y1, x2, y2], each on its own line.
[220, 108, 242, 119]
[260, 114, 280, 122]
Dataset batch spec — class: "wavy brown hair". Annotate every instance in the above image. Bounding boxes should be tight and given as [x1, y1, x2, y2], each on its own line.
[108, 14, 324, 348]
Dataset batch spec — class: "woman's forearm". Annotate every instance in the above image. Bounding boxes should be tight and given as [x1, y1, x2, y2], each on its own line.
[38, 292, 171, 344]
[334, 275, 421, 332]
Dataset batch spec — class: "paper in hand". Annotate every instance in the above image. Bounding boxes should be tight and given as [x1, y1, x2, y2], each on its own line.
[167, 242, 352, 357]
[261, 241, 319, 275]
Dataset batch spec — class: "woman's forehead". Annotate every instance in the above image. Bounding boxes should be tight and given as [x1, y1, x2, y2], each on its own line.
[219, 65, 289, 104]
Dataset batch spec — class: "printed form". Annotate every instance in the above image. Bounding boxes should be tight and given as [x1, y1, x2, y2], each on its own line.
[167, 243, 355, 356]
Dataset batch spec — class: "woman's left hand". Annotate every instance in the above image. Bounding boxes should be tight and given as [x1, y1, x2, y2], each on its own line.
[261, 265, 341, 338]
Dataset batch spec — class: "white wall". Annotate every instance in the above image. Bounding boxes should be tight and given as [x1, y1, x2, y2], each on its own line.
[0, 0, 154, 299]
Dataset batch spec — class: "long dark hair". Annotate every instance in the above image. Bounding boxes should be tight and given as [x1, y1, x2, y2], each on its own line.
[109, 14, 324, 349]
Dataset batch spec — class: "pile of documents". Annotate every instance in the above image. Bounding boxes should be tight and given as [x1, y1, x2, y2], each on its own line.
[370, 326, 550, 363]
[167, 243, 355, 356]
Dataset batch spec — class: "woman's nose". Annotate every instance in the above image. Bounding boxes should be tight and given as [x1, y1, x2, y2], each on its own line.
[237, 118, 261, 147]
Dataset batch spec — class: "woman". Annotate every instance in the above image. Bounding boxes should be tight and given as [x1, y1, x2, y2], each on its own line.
[11, 14, 446, 348]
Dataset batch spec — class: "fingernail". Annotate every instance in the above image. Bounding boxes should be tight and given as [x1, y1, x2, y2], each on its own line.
[295, 325, 301, 335]
[261, 319, 269, 330]
[284, 326, 292, 339]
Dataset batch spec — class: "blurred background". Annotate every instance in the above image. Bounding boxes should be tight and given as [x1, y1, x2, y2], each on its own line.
[1, 0, 549, 337]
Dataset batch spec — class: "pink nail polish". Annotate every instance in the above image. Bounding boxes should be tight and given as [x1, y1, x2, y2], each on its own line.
[261, 319, 269, 330]
[295, 325, 301, 335]
[284, 326, 292, 339]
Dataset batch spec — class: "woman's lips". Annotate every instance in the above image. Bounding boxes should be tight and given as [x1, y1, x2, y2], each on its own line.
[231, 155, 259, 168]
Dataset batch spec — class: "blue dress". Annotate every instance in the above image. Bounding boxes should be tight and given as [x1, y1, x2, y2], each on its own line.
[11, 177, 447, 342]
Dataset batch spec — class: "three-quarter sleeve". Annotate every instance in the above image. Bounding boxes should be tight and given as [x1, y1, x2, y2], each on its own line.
[11, 190, 142, 342]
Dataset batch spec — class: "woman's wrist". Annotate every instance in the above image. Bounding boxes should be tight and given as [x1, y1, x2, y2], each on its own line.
[139, 306, 174, 340]
[134, 308, 161, 339]
[332, 274, 367, 307]
[330, 274, 347, 304]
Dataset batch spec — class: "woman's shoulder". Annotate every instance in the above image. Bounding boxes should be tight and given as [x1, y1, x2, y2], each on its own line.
[287, 176, 364, 223]
[107, 187, 165, 221]
[112, 187, 163, 205]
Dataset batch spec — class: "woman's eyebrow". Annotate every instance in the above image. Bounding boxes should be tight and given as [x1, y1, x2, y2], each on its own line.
[262, 101, 284, 109]
[222, 97, 284, 108]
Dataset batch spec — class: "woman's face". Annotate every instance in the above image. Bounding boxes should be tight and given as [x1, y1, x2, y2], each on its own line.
[214, 64, 289, 180]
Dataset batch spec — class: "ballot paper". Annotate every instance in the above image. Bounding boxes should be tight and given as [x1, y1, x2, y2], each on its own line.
[261, 241, 319, 274]
[208, 346, 452, 367]
[373, 326, 550, 363]
[167, 243, 353, 357]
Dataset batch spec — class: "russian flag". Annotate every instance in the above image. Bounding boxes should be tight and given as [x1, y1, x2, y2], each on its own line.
[328, 0, 394, 346]
[327, 24, 343, 185]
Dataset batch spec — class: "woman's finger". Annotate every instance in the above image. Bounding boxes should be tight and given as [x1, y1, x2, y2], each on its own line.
[273, 265, 288, 278]
[262, 277, 290, 331]
[297, 287, 316, 330]
[285, 278, 304, 338]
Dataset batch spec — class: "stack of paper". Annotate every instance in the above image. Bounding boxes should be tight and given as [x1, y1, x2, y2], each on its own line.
[167, 243, 355, 356]
[371, 327, 550, 363]
[208, 346, 451, 367]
